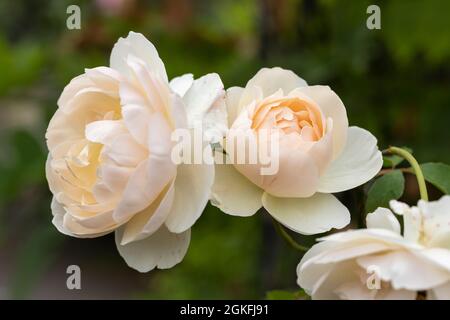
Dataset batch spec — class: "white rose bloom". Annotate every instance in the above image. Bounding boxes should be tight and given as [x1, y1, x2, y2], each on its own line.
[297, 196, 450, 299]
[46, 32, 226, 272]
[211, 67, 382, 235]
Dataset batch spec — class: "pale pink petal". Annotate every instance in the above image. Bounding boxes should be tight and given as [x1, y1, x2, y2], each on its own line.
[110, 31, 168, 82]
[366, 207, 401, 234]
[317, 126, 382, 193]
[115, 225, 190, 272]
[295, 85, 348, 158]
[262, 192, 350, 235]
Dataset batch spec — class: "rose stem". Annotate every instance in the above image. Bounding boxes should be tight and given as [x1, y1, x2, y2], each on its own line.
[387, 146, 428, 201]
[272, 219, 310, 252]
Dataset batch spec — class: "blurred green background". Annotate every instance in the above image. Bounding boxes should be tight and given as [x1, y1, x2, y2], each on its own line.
[0, 0, 449, 299]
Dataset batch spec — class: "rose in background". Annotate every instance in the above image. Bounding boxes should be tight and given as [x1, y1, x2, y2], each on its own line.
[211, 67, 383, 235]
[297, 196, 450, 300]
[46, 32, 225, 272]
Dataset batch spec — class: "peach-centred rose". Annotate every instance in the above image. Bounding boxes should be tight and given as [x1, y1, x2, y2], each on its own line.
[297, 196, 450, 300]
[45, 32, 225, 272]
[211, 67, 383, 235]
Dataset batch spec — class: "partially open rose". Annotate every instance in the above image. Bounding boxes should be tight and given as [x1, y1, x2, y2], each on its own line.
[297, 196, 450, 300]
[212, 67, 382, 235]
[46, 32, 224, 272]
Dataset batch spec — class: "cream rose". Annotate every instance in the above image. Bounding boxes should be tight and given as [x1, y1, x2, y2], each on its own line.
[297, 196, 450, 300]
[211, 67, 382, 234]
[46, 32, 225, 272]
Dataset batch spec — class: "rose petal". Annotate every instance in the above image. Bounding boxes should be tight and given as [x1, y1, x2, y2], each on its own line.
[228, 123, 321, 198]
[101, 133, 147, 167]
[295, 85, 348, 158]
[85, 120, 126, 145]
[317, 126, 382, 193]
[110, 31, 168, 82]
[113, 158, 176, 223]
[165, 150, 214, 233]
[262, 192, 350, 235]
[120, 183, 174, 245]
[366, 207, 401, 234]
[181, 73, 227, 143]
[357, 251, 450, 291]
[169, 73, 194, 97]
[211, 158, 263, 217]
[241, 67, 307, 103]
[115, 225, 190, 272]
[120, 103, 151, 147]
[124, 55, 171, 119]
[52, 198, 115, 238]
[225, 86, 244, 126]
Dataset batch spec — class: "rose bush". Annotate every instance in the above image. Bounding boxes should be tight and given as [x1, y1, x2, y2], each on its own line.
[46, 32, 225, 272]
[211, 67, 383, 235]
[297, 196, 450, 299]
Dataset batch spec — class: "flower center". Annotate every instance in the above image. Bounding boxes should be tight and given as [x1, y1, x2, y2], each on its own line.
[252, 97, 325, 142]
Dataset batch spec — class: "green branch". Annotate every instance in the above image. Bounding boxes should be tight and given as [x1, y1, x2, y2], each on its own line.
[387, 146, 428, 201]
[272, 219, 310, 252]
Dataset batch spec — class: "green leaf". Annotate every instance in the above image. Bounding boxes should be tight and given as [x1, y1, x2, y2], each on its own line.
[266, 289, 309, 300]
[421, 163, 450, 194]
[383, 155, 404, 168]
[366, 170, 405, 213]
[383, 147, 413, 168]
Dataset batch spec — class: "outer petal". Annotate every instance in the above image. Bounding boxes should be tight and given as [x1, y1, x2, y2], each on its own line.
[317, 126, 382, 193]
[420, 195, 450, 219]
[164, 150, 214, 233]
[51, 198, 114, 238]
[232, 128, 321, 198]
[181, 73, 227, 143]
[307, 118, 334, 175]
[366, 207, 401, 234]
[262, 192, 350, 235]
[297, 240, 338, 296]
[297, 237, 408, 299]
[169, 73, 193, 97]
[305, 261, 360, 300]
[357, 251, 450, 291]
[211, 160, 263, 217]
[57, 66, 121, 109]
[115, 225, 190, 272]
[417, 248, 450, 273]
[119, 183, 175, 245]
[241, 67, 307, 104]
[225, 86, 244, 126]
[319, 228, 414, 249]
[51, 197, 73, 237]
[295, 85, 348, 158]
[110, 31, 168, 83]
[421, 196, 450, 248]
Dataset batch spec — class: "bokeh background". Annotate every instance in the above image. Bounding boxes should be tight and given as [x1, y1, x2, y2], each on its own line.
[0, 0, 449, 299]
